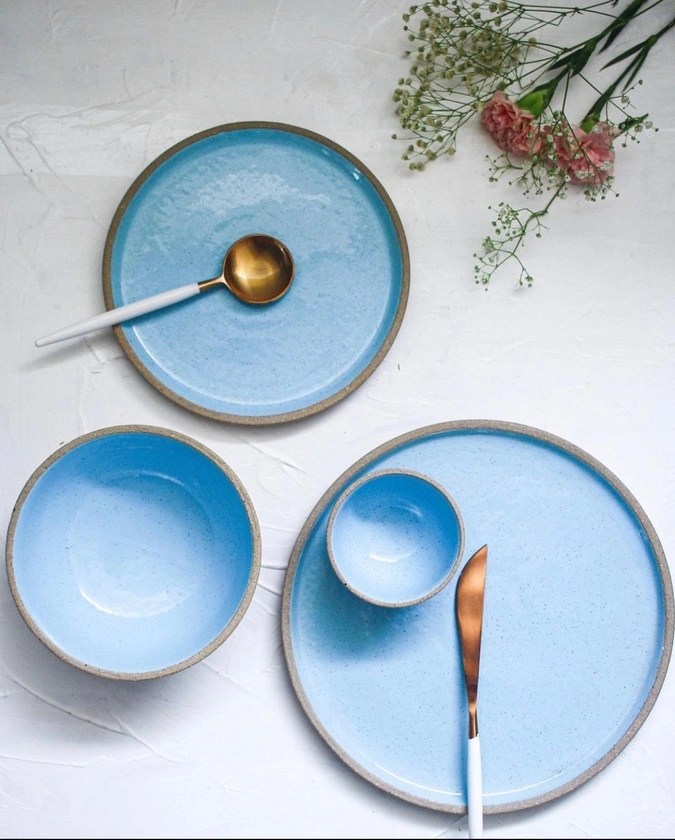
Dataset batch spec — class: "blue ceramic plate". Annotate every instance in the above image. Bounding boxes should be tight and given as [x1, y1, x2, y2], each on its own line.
[6, 426, 261, 680]
[281, 420, 674, 813]
[103, 122, 409, 424]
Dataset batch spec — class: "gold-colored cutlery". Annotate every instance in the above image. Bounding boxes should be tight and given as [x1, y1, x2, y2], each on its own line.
[455, 544, 488, 838]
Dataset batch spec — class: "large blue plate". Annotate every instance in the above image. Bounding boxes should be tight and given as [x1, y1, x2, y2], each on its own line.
[103, 122, 409, 424]
[281, 420, 674, 813]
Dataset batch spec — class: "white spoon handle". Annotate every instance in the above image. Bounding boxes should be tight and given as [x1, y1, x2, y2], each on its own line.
[467, 734, 483, 838]
[35, 282, 202, 347]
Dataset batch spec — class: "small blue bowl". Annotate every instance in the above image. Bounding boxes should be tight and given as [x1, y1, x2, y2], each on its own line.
[326, 468, 464, 607]
[5, 425, 261, 680]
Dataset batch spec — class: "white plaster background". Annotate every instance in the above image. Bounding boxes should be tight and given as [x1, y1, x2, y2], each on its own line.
[0, 1, 673, 837]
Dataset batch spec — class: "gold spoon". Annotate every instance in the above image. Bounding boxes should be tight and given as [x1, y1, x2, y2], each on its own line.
[35, 233, 295, 347]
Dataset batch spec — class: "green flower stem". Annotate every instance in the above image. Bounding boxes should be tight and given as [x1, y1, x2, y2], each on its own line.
[598, 0, 651, 51]
[476, 185, 565, 287]
[582, 13, 675, 129]
[516, 69, 568, 115]
[526, 0, 661, 107]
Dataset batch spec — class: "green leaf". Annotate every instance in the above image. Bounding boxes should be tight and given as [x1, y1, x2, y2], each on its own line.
[622, 53, 649, 89]
[601, 40, 645, 69]
[599, 0, 649, 53]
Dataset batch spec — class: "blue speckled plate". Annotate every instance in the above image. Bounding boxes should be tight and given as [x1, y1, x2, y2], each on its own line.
[103, 122, 409, 424]
[281, 420, 674, 813]
[6, 426, 261, 680]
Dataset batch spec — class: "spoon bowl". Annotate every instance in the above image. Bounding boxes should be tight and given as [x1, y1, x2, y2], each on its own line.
[201, 234, 295, 304]
[35, 233, 294, 347]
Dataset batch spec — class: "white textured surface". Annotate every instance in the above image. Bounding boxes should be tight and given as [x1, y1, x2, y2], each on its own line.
[1, 1, 674, 837]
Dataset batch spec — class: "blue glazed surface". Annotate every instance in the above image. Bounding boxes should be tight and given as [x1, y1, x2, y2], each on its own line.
[105, 124, 408, 422]
[327, 469, 464, 607]
[8, 428, 260, 678]
[283, 422, 673, 813]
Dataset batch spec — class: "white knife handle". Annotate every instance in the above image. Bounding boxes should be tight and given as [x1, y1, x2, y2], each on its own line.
[468, 734, 483, 838]
[35, 282, 201, 347]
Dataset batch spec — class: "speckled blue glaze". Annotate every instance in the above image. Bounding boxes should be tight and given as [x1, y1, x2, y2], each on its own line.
[327, 469, 464, 607]
[7, 427, 260, 679]
[282, 421, 673, 813]
[104, 123, 408, 423]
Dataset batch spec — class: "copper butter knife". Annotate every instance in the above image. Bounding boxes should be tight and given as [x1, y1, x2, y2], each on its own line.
[455, 544, 488, 838]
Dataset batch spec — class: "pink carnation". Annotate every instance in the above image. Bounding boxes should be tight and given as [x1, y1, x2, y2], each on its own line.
[551, 122, 618, 187]
[481, 90, 542, 155]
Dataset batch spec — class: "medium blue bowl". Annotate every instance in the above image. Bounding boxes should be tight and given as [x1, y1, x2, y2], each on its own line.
[326, 469, 464, 607]
[6, 426, 261, 680]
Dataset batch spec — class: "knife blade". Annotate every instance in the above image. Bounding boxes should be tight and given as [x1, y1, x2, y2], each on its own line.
[455, 544, 488, 839]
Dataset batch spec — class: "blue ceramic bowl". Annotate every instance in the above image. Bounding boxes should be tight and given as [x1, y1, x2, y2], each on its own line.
[326, 469, 464, 607]
[5, 426, 261, 680]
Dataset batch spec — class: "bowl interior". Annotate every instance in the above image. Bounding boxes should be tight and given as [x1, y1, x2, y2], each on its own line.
[327, 470, 464, 606]
[8, 429, 259, 678]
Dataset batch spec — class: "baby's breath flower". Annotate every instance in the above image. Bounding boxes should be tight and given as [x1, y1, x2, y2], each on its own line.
[392, 0, 671, 287]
